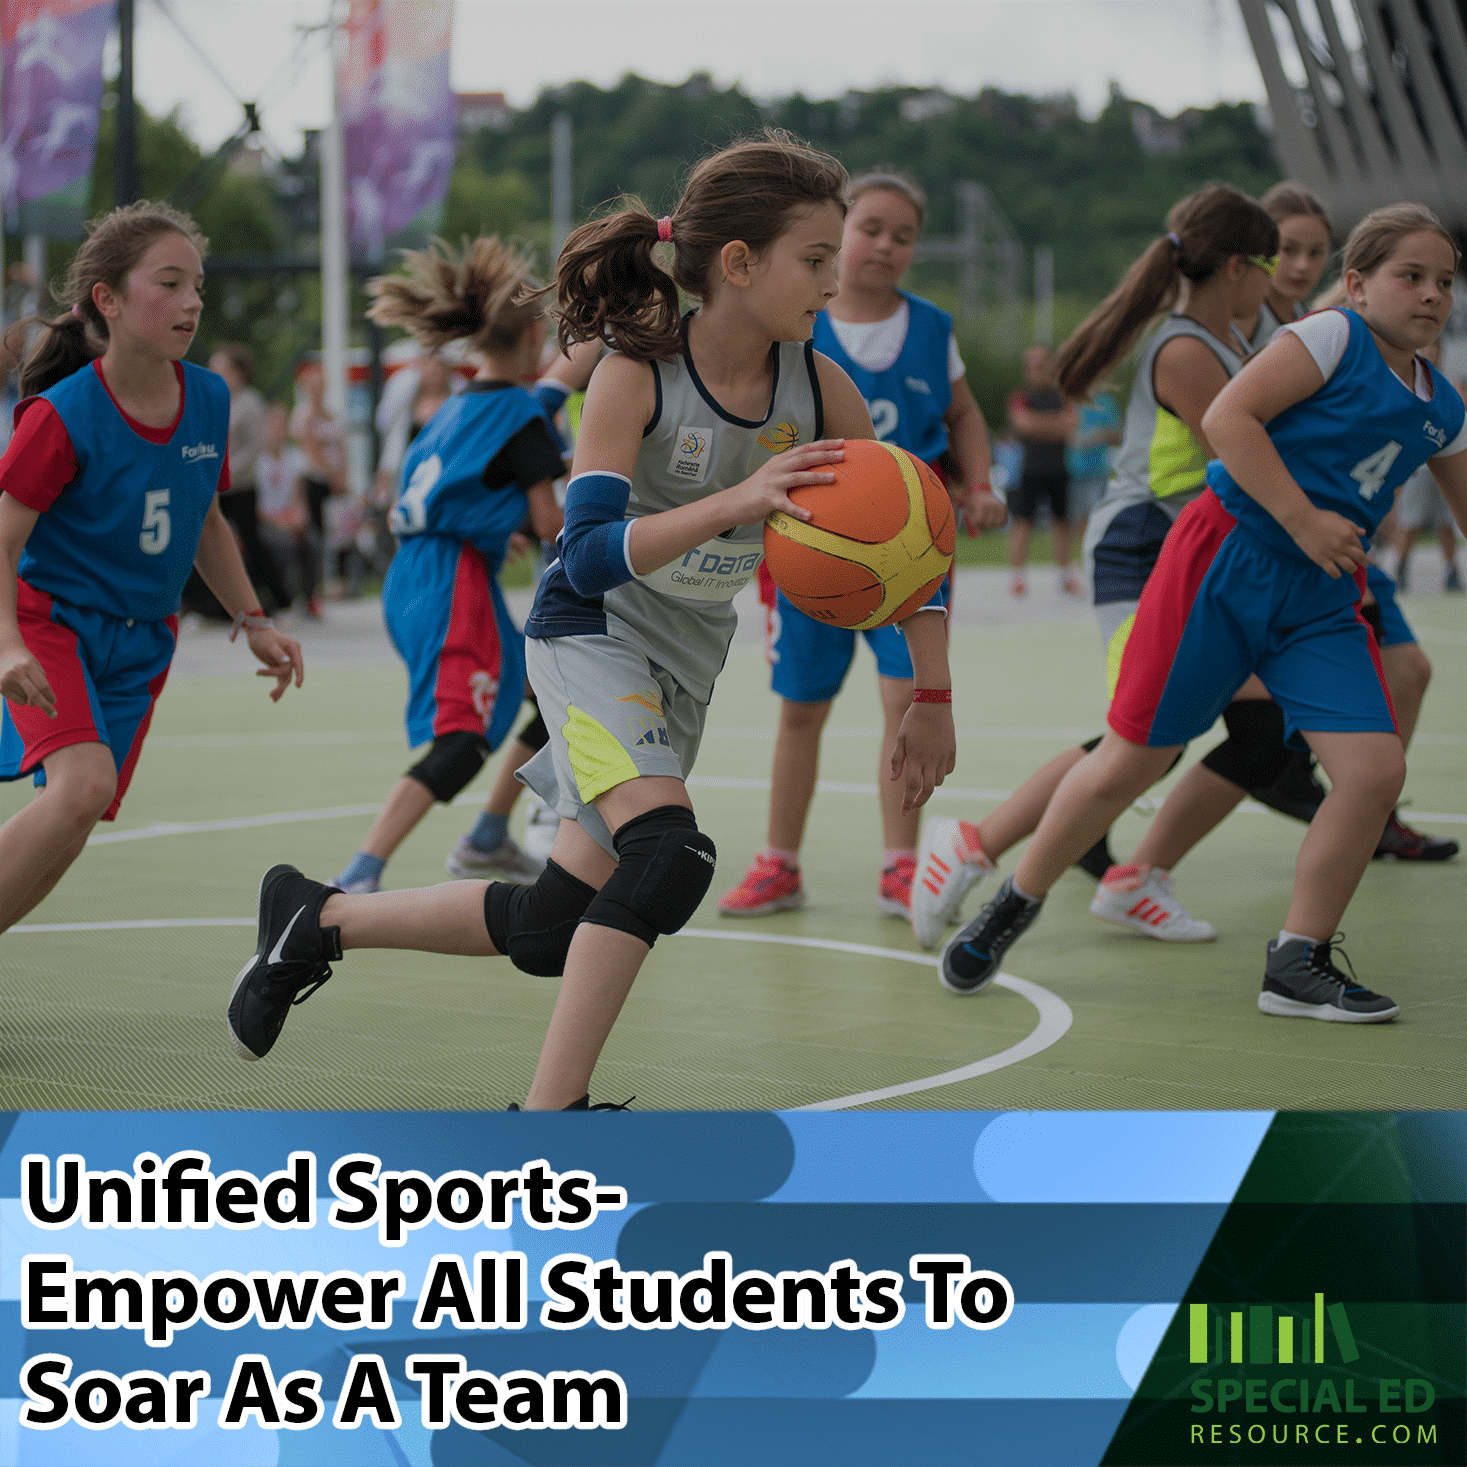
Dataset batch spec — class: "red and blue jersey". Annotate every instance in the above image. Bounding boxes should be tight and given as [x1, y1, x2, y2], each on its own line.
[813, 292, 953, 463]
[1207, 309, 1465, 570]
[1, 359, 230, 621]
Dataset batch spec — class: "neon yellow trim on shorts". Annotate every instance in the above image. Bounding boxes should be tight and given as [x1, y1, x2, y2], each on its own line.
[1148, 408, 1207, 500]
[564, 702, 640, 804]
[1107, 612, 1137, 699]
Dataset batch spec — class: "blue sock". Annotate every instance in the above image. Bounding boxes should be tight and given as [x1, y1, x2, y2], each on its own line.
[468, 811, 509, 853]
[335, 851, 385, 888]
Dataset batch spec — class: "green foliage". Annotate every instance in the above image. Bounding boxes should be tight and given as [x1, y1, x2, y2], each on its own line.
[439, 161, 537, 248]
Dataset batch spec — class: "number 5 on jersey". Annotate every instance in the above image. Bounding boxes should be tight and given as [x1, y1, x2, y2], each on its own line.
[140, 487, 171, 554]
[1349, 441, 1401, 501]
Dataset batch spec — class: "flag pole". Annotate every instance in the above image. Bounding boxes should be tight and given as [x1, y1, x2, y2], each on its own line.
[320, 3, 349, 432]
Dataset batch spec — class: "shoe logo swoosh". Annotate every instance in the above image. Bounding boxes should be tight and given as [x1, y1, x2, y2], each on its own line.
[268, 906, 307, 966]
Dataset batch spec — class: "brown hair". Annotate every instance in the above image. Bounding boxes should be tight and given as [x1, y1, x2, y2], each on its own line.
[847, 168, 926, 227]
[1260, 180, 1333, 236]
[9, 200, 207, 399]
[1341, 202, 1460, 280]
[367, 235, 541, 355]
[1054, 183, 1277, 400]
[550, 129, 848, 362]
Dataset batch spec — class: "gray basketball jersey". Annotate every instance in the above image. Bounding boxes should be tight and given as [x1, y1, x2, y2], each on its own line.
[531, 332, 822, 702]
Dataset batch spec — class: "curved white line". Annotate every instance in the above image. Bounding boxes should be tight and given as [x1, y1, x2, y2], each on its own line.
[5, 919, 1074, 1110]
[676, 927, 1073, 1110]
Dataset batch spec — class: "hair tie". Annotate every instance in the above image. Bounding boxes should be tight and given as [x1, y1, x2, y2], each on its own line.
[71, 302, 83, 320]
[1166, 232, 1182, 250]
[657, 217, 674, 243]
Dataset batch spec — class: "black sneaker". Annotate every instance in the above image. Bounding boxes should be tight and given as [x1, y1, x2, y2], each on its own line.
[507, 1095, 635, 1111]
[227, 865, 342, 1061]
[1258, 936, 1398, 1023]
[1073, 832, 1115, 880]
[1249, 747, 1327, 824]
[1373, 810, 1459, 862]
[940, 877, 1044, 994]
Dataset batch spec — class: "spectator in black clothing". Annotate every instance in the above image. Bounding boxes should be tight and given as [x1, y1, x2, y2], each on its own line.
[1005, 344, 1079, 597]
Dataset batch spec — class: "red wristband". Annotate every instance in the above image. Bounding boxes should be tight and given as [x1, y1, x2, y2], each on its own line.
[970, 482, 992, 494]
[911, 688, 952, 704]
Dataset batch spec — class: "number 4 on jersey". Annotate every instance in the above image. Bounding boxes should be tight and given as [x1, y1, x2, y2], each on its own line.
[1348, 441, 1402, 501]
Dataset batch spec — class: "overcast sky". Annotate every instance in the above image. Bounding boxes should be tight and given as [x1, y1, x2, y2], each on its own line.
[123, 0, 1269, 156]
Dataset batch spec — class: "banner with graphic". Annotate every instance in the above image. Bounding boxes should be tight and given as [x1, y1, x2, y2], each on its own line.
[1, 0, 110, 237]
[0, 1111, 1460, 1464]
[338, 0, 455, 265]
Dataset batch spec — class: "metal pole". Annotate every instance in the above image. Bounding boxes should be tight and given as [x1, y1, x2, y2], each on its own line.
[321, 28, 349, 431]
[957, 182, 980, 320]
[22, 235, 46, 316]
[115, 0, 137, 206]
[550, 111, 572, 265]
[1033, 245, 1054, 347]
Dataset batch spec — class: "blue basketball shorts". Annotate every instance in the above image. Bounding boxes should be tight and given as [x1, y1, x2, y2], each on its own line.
[0, 580, 176, 819]
[1363, 562, 1413, 648]
[382, 536, 526, 752]
[1108, 492, 1397, 750]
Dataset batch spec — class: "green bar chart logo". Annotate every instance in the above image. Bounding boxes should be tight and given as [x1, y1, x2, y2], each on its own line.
[1188, 1294, 1359, 1366]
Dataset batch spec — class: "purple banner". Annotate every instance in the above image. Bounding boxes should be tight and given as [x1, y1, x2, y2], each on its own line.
[1, 0, 110, 237]
[340, 0, 455, 263]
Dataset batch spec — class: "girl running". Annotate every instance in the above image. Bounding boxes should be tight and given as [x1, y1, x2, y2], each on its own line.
[942, 204, 1465, 1020]
[227, 133, 957, 1108]
[912, 184, 1278, 948]
[329, 237, 565, 894]
[0, 201, 303, 934]
[719, 168, 1000, 921]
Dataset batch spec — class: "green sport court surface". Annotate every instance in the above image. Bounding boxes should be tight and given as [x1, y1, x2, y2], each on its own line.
[0, 562, 1462, 1112]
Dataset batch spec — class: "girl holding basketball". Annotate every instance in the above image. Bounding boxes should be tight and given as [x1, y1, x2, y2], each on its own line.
[227, 133, 957, 1108]
[719, 168, 1001, 922]
[941, 204, 1465, 1021]
[0, 201, 303, 935]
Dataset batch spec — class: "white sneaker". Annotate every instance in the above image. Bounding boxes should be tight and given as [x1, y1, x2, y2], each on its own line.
[445, 835, 544, 882]
[1088, 865, 1216, 942]
[521, 793, 561, 865]
[910, 816, 995, 950]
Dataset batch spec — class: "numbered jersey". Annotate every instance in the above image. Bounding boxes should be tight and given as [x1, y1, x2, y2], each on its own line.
[1207, 308, 1466, 560]
[9, 360, 229, 621]
[391, 384, 544, 563]
[812, 292, 952, 462]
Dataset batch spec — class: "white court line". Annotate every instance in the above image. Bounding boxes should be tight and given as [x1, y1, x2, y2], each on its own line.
[3, 919, 1073, 1109]
[676, 928, 1072, 1110]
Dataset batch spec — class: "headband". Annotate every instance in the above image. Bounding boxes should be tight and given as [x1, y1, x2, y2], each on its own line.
[657, 217, 674, 243]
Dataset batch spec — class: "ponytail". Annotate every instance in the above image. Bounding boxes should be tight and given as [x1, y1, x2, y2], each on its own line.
[1055, 182, 1277, 400]
[551, 130, 848, 363]
[9, 199, 207, 399]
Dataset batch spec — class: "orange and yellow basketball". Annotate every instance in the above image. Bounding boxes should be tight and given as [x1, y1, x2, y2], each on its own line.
[763, 439, 955, 630]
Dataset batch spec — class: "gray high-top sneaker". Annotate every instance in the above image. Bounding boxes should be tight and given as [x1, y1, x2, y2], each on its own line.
[1258, 936, 1398, 1023]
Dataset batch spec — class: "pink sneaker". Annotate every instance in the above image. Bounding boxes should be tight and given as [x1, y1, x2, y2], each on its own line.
[718, 852, 805, 917]
[878, 854, 918, 917]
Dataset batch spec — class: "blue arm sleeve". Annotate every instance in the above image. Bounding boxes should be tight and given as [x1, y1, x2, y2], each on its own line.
[559, 471, 635, 596]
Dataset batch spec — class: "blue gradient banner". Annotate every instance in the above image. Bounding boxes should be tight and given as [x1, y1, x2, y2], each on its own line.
[3, 1109, 1439, 1466]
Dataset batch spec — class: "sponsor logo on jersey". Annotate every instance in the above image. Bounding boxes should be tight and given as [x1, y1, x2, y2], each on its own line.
[1423, 419, 1447, 449]
[616, 691, 664, 715]
[181, 441, 219, 462]
[469, 670, 499, 723]
[905, 376, 932, 395]
[756, 421, 799, 454]
[668, 425, 713, 483]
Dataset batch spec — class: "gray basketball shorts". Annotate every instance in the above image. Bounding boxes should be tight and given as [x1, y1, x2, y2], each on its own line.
[518, 633, 709, 856]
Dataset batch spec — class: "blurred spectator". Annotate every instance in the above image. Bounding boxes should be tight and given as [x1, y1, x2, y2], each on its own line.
[1005, 344, 1078, 596]
[209, 343, 293, 613]
[256, 403, 322, 616]
[1066, 384, 1121, 540]
[374, 350, 461, 502]
[291, 360, 350, 595]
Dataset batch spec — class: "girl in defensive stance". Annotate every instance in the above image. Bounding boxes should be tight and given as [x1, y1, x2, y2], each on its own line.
[228, 134, 957, 1107]
[940, 204, 1465, 1021]
[0, 202, 303, 935]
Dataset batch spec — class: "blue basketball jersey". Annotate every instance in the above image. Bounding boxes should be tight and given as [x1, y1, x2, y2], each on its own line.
[1208, 309, 1465, 561]
[813, 292, 953, 462]
[18, 360, 230, 622]
[390, 384, 543, 564]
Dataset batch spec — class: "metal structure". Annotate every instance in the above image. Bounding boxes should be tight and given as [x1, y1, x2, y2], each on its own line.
[1238, 0, 1467, 235]
[914, 181, 1021, 353]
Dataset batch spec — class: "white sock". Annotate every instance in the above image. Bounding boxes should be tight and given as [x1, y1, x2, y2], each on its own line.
[1010, 876, 1042, 903]
[1278, 929, 1318, 948]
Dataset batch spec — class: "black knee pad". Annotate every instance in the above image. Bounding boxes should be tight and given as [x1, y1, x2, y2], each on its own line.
[581, 806, 715, 948]
[1359, 600, 1386, 642]
[407, 730, 490, 803]
[1201, 699, 1291, 791]
[1079, 733, 1103, 753]
[516, 708, 549, 752]
[483, 859, 597, 977]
